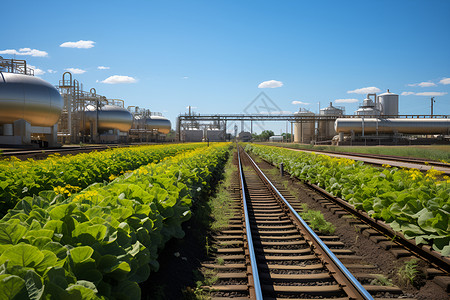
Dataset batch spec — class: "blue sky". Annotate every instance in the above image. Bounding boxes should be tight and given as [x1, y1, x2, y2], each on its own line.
[2, 0, 449, 134]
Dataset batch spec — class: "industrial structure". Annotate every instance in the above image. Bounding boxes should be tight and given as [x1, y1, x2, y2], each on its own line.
[177, 90, 449, 145]
[0, 56, 171, 147]
[334, 90, 450, 144]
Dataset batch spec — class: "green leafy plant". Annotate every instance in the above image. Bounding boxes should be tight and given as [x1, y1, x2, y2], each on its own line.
[397, 259, 420, 286]
[0, 143, 206, 215]
[299, 204, 335, 234]
[0, 143, 231, 299]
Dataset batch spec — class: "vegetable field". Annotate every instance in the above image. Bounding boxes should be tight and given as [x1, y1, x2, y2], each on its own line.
[245, 144, 450, 256]
[0, 143, 230, 299]
[0, 143, 206, 214]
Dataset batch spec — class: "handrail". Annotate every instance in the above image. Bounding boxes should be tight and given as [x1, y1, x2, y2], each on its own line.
[237, 146, 263, 300]
[242, 148, 374, 300]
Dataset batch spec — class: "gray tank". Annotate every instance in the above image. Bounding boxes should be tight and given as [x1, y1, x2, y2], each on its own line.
[82, 105, 133, 132]
[145, 116, 171, 134]
[0, 72, 63, 126]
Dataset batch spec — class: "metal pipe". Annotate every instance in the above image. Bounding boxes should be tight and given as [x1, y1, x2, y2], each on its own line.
[244, 151, 373, 300]
[237, 147, 263, 300]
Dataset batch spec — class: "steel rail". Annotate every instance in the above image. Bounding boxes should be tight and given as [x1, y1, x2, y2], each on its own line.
[241, 147, 374, 300]
[237, 147, 263, 300]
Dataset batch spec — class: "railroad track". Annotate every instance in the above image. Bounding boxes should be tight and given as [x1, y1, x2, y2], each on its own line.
[266, 145, 450, 176]
[203, 147, 415, 300]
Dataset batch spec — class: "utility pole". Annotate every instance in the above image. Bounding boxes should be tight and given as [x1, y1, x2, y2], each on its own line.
[431, 97, 435, 116]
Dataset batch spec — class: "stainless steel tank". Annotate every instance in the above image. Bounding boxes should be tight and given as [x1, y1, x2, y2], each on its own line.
[82, 105, 133, 132]
[0, 72, 63, 126]
[145, 116, 171, 134]
[319, 102, 343, 139]
[378, 90, 399, 117]
[335, 118, 450, 134]
[294, 109, 315, 143]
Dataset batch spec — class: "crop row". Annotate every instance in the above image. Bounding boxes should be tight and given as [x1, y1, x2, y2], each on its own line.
[0, 143, 230, 299]
[0, 143, 206, 214]
[245, 144, 450, 256]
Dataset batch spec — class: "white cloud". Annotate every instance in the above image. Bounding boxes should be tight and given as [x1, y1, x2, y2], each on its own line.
[401, 92, 415, 96]
[101, 75, 136, 84]
[347, 86, 381, 94]
[439, 78, 450, 85]
[183, 76, 189, 79]
[28, 64, 45, 76]
[335, 98, 359, 103]
[0, 48, 48, 57]
[291, 100, 310, 105]
[186, 106, 197, 109]
[415, 92, 447, 96]
[407, 81, 436, 87]
[97, 66, 110, 70]
[60, 40, 95, 49]
[258, 80, 283, 88]
[47, 69, 57, 74]
[65, 68, 86, 74]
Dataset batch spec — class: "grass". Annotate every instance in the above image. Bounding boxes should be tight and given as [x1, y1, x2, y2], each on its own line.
[370, 275, 393, 286]
[209, 151, 236, 231]
[299, 204, 336, 234]
[397, 259, 420, 286]
[265, 142, 450, 162]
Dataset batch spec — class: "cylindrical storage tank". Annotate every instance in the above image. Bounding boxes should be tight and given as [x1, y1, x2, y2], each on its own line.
[335, 118, 450, 134]
[0, 73, 63, 126]
[269, 135, 284, 142]
[145, 116, 171, 134]
[378, 91, 399, 117]
[319, 102, 343, 140]
[355, 107, 381, 116]
[294, 110, 315, 143]
[82, 105, 133, 132]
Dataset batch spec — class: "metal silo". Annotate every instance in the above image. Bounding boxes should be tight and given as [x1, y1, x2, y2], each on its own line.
[378, 90, 399, 117]
[319, 102, 344, 140]
[293, 108, 315, 143]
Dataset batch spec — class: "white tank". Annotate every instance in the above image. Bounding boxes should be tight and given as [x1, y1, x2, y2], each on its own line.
[378, 90, 399, 117]
[294, 109, 315, 143]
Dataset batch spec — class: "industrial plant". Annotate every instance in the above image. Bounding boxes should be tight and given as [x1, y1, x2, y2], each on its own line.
[1, 56, 449, 147]
[177, 92, 449, 145]
[0, 56, 171, 147]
